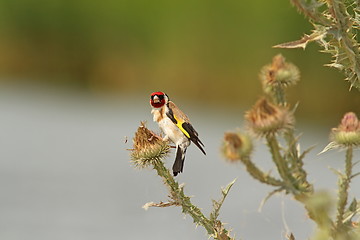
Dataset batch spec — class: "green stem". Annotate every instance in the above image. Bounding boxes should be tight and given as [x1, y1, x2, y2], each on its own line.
[335, 146, 353, 232]
[283, 129, 313, 193]
[266, 133, 335, 232]
[241, 155, 284, 187]
[273, 85, 286, 106]
[152, 160, 215, 235]
[284, 131, 300, 171]
[345, 146, 352, 180]
[266, 134, 296, 192]
[153, 160, 235, 239]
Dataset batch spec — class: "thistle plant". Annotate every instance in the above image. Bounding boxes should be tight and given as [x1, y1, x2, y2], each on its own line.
[129, 1, 360, 236]
[130, 122, 235, 240]
[129, 53, 360, 239]
[130, 122, 170, 169]
[275, 0, 360, 90]
[240, 55, 313, 197]
[220, 55, 360, 240]
[320, 112, 360, 239]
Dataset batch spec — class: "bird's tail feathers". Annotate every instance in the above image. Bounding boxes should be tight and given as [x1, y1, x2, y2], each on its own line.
[173, 146, 186, 176]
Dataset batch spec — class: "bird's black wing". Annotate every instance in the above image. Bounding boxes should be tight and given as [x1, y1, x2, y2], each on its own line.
[182, 122, 206, 155]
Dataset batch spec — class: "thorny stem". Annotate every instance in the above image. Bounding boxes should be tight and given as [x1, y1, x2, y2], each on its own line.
[240, 155, 284, 187]
[290, 0, 330, 25]
[152, 159, 216, 235]
[132, 123, 233, 239]
[328, 0, 360, 88]
[272, 87, 312, 192]
[335, 146, 353, 233]
[284, 130, 301, 173]
[290, 0, 360, 89]
[152, 159, 234, 239]
[266, 134, 297, 193]
[265, 133, 333, 231]
[283, 129, 313, 193]
[266, 62, 312, 192]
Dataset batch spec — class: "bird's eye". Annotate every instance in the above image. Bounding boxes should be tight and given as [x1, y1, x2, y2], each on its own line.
[150, 92, 165, 102]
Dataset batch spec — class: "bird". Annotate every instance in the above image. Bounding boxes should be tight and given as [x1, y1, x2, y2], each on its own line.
[149, 91, 206, 176]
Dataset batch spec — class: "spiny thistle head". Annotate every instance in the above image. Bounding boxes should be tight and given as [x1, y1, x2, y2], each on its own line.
[245, 97, 294, 137]
[331, 112, 360, 147]
[130, 122, 170, 168]
[221, 131, 253, 162]
[260, 54, 300, 88]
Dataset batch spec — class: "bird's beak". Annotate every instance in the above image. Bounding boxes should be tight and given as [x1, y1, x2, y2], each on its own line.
[153, 95, 160, 103]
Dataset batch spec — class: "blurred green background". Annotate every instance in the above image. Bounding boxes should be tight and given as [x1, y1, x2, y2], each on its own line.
[0, 0, 358, 122]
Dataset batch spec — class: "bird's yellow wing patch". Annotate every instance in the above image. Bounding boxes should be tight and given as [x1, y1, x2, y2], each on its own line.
[174, 115, 190, 138]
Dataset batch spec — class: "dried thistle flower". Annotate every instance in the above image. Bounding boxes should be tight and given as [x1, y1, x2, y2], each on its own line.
[221, 132, 253, 162]
[245, 97, 294, 137]
[331, 112, 360, 147]
[260, 54, 300, 89]
[130, 122, 170, 168]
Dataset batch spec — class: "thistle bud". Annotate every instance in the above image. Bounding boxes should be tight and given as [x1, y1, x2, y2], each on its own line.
[260, 54, 300, 88]
[331, 112, 360, 146]
[245, 97, 294, 137]
[130, 122, 169, 168]
[221, 131, 253, 162]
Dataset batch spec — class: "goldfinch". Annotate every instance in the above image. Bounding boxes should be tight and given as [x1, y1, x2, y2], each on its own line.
[149, 91, 206, 176]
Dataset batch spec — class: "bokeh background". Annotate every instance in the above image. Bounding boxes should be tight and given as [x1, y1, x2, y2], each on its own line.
[0, 0, 359, 239]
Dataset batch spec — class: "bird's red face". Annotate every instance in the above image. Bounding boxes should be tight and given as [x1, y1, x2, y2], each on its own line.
[150, 91, 167, 108]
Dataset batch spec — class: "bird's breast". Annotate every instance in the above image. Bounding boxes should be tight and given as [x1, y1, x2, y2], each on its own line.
[158, 118, 189, 146]
[151, 108, 164, 122]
